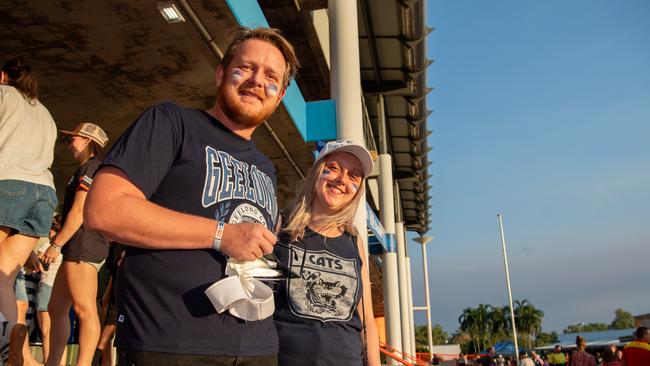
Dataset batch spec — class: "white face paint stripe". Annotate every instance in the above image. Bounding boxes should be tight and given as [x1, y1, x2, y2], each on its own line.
[232, 69, 244, 82]
[320, 168, 359, 194]
[319, 169, 332, 180]
[265, 83, 279, 97]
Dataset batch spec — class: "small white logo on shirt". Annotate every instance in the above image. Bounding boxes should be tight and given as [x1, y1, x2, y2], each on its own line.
[118, 315, 125, 323]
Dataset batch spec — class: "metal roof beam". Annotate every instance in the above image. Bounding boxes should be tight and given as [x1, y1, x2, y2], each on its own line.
[403, 27, 434, 49]
[297, 0, 328, 11]
[405, 87, 433, 106]
[360, 0, 382, 86]
[362, 79, 411, 95]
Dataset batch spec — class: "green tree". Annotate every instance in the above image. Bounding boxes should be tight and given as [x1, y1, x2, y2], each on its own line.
[488, 306, 511, 342]
[514, 299, 544, 349]
[475, 304, 492, 351]
[610, 309, 635, 329]
[414, 324, 449, 352]
[459, 307, 481, 353]
[536, 331, 559, 346]
[563, 322, 608, 333]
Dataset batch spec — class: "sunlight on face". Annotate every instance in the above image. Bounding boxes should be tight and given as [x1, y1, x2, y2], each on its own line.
[313, 152, 364, 212]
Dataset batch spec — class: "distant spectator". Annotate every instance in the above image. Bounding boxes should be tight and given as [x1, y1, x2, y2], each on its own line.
[457, 353, 468, 366]
[496, 354, 505, 366]
[570, 336, 595, 366]
[601, 345, 621, 366]
[622, 327, 650, 366]
[542, 353, 550, 366]
[519, 352, 535, 366]
[432, 354, 441, 365]
[480, 347, 497, 366]
[530, 350, 543, 366]
[548, 345, 567, 366]
[615, 349, 622, 362]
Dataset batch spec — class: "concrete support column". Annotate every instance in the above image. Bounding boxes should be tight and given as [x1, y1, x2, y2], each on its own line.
[328, 0, 367, 238]
[406, 257, 417, 355]
[328, 0, 363, 139]
[376, 92, 402, 361]
[395, 222, 412, 356]
[379, 154, 404, 356]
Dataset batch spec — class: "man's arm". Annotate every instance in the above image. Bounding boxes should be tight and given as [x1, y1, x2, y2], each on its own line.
[84, 167, 276, 261]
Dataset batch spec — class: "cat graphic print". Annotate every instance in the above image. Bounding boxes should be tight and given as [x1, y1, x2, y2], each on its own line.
[287, 246, 359, 322]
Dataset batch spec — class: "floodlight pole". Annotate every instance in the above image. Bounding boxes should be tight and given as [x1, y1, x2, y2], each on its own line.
[497, 214, 519, 364]
[413, 235, 434, 357]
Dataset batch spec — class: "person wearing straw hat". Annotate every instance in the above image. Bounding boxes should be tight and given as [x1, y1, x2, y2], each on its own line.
[42, 122, 110, 366]
[0, 56, 58, 366]
[273, 139, 380, 366]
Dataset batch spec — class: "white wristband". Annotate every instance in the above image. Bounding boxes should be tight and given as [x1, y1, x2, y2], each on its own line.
[212, 221, 225, 251]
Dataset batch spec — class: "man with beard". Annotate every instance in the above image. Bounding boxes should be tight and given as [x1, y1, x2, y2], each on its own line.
[84, 27, 299, 365]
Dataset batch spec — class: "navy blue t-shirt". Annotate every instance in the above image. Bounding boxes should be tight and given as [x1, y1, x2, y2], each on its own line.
[101, 102, 279, 356]
[273, 229, 364, 366]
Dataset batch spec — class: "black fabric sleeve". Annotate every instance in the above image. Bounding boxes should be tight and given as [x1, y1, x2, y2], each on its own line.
[101, 103, 182, 198]
[77, 158, 101, 191]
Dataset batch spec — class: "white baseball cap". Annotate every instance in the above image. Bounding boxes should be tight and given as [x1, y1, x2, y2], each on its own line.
[315, 139, 374, 177]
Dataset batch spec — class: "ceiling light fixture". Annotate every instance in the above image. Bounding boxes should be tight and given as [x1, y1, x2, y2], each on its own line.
[157, 1, 185, 23]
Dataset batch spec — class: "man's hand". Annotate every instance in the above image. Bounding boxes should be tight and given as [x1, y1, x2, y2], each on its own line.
[219, 222, 276, 261]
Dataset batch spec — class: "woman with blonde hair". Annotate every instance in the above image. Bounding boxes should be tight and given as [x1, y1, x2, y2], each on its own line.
[0, 56, 58, 366]
[41, 122, 110, 366]
[273, 139, 380, 366]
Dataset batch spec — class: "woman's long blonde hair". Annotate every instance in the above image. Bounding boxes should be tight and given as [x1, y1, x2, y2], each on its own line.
[283, 156, 366, 242]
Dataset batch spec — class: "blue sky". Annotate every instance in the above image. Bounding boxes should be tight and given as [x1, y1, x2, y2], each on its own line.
[409, 0, 650, 334]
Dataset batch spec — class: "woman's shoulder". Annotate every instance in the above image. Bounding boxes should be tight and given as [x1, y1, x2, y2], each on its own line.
[77, 156, 102, 175]
[0, 85, 22, 105]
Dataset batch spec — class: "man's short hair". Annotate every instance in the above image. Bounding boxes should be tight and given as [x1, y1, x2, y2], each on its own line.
[636, 326, 648, 339]
[221, 27, 300, 89]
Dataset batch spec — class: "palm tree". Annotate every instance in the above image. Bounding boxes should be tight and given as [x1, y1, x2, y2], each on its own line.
[475, 304, 492, 350]
[488, 305, 511, 342]
[459, 307, 480, 353]
[514, 299, 544, 349]
[459, 304, 494, 352]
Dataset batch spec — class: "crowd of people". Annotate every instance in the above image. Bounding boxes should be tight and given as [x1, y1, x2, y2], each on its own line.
[1, 27, 381, 366]
[457, 327, 650, 366]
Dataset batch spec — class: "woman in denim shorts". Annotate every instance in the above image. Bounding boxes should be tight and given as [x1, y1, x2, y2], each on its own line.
[41, 122, 110, 366]
[0, 56, 58, 366]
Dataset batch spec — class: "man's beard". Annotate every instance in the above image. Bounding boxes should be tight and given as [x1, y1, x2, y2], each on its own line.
[217, 83, 275, 128]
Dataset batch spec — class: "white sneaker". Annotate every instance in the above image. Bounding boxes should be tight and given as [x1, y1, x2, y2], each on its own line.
[0, 313, 26, 366]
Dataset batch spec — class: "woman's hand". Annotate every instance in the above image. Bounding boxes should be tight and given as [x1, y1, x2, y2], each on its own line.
[24, 251, 44, 273]
[42, 244, 61, 264]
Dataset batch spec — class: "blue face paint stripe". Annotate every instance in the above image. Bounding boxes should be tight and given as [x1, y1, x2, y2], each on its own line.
[319, 169, 332, 180]
[265, 83, 279, 97]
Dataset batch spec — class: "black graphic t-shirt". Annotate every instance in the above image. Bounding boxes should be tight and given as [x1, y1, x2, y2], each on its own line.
[273, 228, 363, 366]
[61, 156, 109, 263]
[101, 102, 279, 356]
